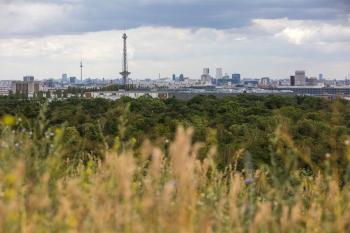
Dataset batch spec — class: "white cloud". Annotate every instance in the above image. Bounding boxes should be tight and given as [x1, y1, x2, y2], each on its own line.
[252, 18, 350, 46]
[278, 27, 316, 45]
[0, 2, 76, 36]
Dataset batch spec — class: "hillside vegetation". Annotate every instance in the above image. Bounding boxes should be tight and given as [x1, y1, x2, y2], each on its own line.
[1, 95, 350, 232]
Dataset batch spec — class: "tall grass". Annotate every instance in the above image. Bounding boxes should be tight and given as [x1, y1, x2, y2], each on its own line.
[1, 114, 350, 232]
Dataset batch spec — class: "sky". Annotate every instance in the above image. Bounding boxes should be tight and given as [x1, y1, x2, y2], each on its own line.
[0, 0, 349, 80]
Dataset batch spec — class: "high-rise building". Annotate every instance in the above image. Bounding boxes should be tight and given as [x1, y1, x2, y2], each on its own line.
[216, 68, 223, 80]
[232, 74, 241, 84]
[201, 68, 212, 84]
[290, 76, 295, 86]
[179, 74, 185, 82]
[172, 74, 176, 81]
[61, 74, 68, 82]
[319, 74, 324, 81]
[295, 70, 306, 86]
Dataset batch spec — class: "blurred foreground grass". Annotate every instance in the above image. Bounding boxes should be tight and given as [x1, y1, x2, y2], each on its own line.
[1, 113, 350, 233]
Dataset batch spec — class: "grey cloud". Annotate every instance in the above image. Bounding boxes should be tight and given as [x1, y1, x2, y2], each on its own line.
[0, 0, 349, 36]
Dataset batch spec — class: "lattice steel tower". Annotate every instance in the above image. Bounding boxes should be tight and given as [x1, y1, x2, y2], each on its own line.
[120, 33, 131, 87]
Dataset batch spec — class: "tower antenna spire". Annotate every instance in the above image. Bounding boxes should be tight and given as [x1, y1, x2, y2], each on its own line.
[120, 32, 131, 88]
[80, 58, 83, 83]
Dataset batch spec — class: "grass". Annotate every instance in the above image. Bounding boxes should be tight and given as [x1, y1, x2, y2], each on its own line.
[0, 114, 350, 233]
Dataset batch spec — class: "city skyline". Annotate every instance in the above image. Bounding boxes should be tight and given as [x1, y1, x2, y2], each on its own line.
[0, 0, 349, 80]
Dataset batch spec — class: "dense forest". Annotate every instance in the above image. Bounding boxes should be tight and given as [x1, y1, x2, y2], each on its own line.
[1, 95, 349, 171]
[2, 95, 350, 232]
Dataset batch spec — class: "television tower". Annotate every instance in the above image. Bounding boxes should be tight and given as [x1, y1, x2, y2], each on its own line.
[120, 33, 131, 88]
[80, 58, 83, 82]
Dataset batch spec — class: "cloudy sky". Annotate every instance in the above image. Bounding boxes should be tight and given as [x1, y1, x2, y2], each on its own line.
[0, 0, 349, 80]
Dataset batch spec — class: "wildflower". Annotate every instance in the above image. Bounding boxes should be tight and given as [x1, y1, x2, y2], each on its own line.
[55, 128, 62, 136]
[245, 177, 254, 185]
[325, 153, 331, 159]
[2, 114, 16, 126]
[2, 114, 15, 126]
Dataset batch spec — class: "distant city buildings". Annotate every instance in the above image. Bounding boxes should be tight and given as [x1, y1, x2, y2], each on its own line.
[1, 66, 350, 100]
[61, 74, 68, 83]
[11, 76, 41, 97]
[295, 70, 306, 86]
[259, 77, 270, 87]
[216, 68, 223, 80]
[201, 68, 213, 85]
[243, 79, 259, 86]
[232, 74, 241, 84]
[203, 68, 210, 75]
[290, 76, 295, 86]
[70, 76, 77, 84]
[0, 80, 13, 96]
[319, 74, 324, 81]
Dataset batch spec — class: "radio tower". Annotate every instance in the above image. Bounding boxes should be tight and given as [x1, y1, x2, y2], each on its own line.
[120, 33, 131, 88]
[80, 58, 83, 82]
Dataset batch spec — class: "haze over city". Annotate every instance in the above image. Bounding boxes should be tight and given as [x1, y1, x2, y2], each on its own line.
[0, 0, 350, 80]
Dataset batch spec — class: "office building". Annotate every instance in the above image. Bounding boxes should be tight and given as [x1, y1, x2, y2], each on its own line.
[290, 76, 295, 86]
[201, 68, 213, 84]
[62, 74, 68, 82]
[295, 70, 306, 86]
[232, 74, 241, 84]
[216, 68, 223, 80]
[43, 79, 55, 88]
[179, 74, 185, 82]
[0, 80, 13, 96]
[319, 74, 324, 81]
